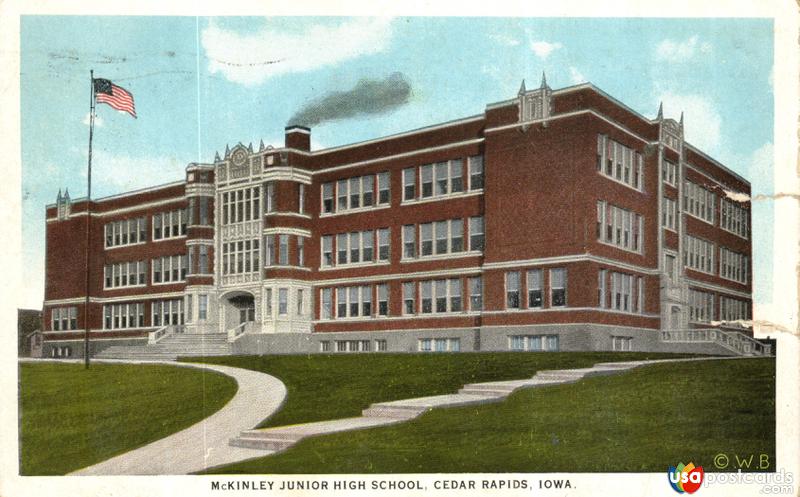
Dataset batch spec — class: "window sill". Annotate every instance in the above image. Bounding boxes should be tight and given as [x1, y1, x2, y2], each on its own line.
[105, 241, 147, 251]
[320, 203, 391, 218]
[598, 172, 644, 194]
[401, 189, 483, 206]
[152, 235, 188, 243]
[104, 284, 148, 291]
[319, 261, 391, 271]
[401, 251, 482, 263]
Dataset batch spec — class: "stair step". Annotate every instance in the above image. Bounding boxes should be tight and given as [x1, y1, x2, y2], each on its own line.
[228, 436, 290, 451]
[362, 405, 427, 419]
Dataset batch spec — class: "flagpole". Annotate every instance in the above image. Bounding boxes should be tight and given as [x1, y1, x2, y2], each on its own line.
[84, 69, 95, 369]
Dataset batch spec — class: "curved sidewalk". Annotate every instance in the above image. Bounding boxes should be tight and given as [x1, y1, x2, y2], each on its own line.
[64, 359, 287, 475]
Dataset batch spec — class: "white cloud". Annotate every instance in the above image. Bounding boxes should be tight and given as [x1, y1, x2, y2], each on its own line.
[82, 112, 103, 127]
[79, 150, 184, 195]
[657, 91, 722, 153]
[530, 40, 562, 59]
[201, 18, 394, 86]
[489, 33, 520, 47]
[747, 141, 774, 196]
[569, 66, 586, 84]
[656, 35, 712, 62]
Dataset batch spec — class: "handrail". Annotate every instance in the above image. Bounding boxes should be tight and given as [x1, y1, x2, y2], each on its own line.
[660, 328, 771, 356]
[147, 325, 171, 344]
[227, 321, 252, 342]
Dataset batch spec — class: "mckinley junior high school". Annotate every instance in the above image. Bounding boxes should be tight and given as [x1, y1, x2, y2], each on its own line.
[36, 78, 769, 360]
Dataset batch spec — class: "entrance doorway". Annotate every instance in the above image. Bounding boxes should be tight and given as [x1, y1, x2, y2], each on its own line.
[230, 295, 255, 324]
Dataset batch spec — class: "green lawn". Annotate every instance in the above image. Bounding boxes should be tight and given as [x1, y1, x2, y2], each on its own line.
[187, 352, 691, 428]
[207, 357, 774, 474]
[19, 362, 237, 475]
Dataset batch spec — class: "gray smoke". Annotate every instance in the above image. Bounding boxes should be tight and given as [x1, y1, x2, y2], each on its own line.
[288, 72, 412, 127]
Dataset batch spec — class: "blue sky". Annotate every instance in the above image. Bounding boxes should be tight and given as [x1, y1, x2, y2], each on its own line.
[20, 16, 774, 309]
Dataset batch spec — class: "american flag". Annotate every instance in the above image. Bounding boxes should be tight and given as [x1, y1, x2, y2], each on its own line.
[93, 78, 136, 118]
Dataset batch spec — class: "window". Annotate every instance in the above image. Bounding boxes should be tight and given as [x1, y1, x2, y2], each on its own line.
[720, 198, 749, 238]
[378, 284, 389, 316]
[349, 177, 361, 209]
[105, 217, 147, 248]
[403, 225, 416, 258]
[362, 175, 374, 207]
[337, 233, 347, 264]
[683, 235, 716, 274]
[378, 172, 390, 204]
[610, 272, 634, 312]
[221, 186, 260, 224]
[152, 299, 184, 326]
[186, 294, 193, 323]
[152, 255, 186, 284]
[418, 337, 460, 352]
[337, 287, 347, 318]
[298, 184, 305, 214]
[378, 228, 390, 261]
[508, 335, 559, 352]
[421, 164, 433, 198]
[720, 248, 748, 284]
[321, 288, 332, 319]
[265, 235, 275, 266]
[337, 179, 348, 210]
[435, 279, 447, 312]
[199, 197, 209, 225]
[320, 341, 331, 352]
[596, 135, 643, 191]
[450, 159, 464, 193]
[449, 279, 462, 312]
[349, 232, 361, 263]
[689, 289, 714, 322]
[103, 303, 145, 330]
[264, 289, 273, 318]
[104, 261, 147, 289]
[597, 201, 644, 253]
[330, 285, 378, 318]
[663, 161, 678, 186]
[198, 295, 208, 320]
[527, 269, 543, 308]
[550, 268, 567, 307]
[403, 167, 416, 200]
[376, 339, 388, 352]
[297, 236, 305, 266]
[297, 289, 304, 316]
[421, 281, 433, 313]
[420, 223, 433, 256]
[506, 271, 520, 309]
[469, 216, 484, 251]
[51, 307, 78, 331]
[322, 235, 333, 267]
[279, 234, 289, 265]
[469, 155, 484, 190]
[322, 182, 334, 213]
[450, 219, 463, 252]
[403, 281, 416, 315]
[223, 239, 260, 274]
[683, 180, 715, 224]
[612, 336, 633, 351]
[720, 296, 750, 321]
[278, 288, 288, 315]
[199, 245, 209, 274]
[598, 269, 607, 308]
[662, 197, 677, 231]
[361, 285, 372, 316]
[469, 276, 482, 311]
[435, 221, 448, 254]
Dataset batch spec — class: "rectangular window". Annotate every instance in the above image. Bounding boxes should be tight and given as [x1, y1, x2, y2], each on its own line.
[720, 296, 750, 321]
[469, 276, 482, 311]
[337, 287, 347, 318]
[264, 289, 272, 318]
[403, 281, 416, 315]
[337, 233, 348, 264]
[403, 225, 416, 258]
[663, 160, 678, 186]
[349, 232, 361, 263]
[435, 162, 448, 196]
[199, 197, 209, 225]
[105, 217, 147, 248]
[421, 281, 433, 313]
[349, 286, 359, 317]
[550, 268, 567, 307]
[662, 197, 677, 230]
[450, 159, 464, 193]
[320, 341, 331, 352]
[321, 288, 332, 319]
[199, 245, 209, 274]
[403, 167, 416, 201]
[322, 182, 334, 214]
[298, 184, 305, 214]
[469, 216, 485, 251]
[720, 247, 749, 284]
[469, 155, 484, 190]
[449, 279, 462, 312]
[378, 228, 390, 261]
[420, 223, 433, 256]
[349, 176, 361, 209]
[527, 269, 543, 309]
[297, 289, 304, 316]
[683, 235, 716, 275]
[322, 235, 333, 267]
[610, 272, 634, 312]
[683, 180, 716, 224]
[689, 289, 714, 322]
[378, 172, 390, 204]
[506, 271, 520, 309]
[375, 339, 387, 352]
[265, 235, 275, 266]
[421, 164, 433, 198]
[362, 175, 374, 207]
[597, 201, 644, 253]
[278, 288, 288, 315]
[720, 198, 749, 239]
[361, 285, 372, 316]
[598, 269, 607, 308]
[337, 179, 348, 211]
[377, 284, 388, 316]
[450, 219, 464, 253]
[435, 220, 448, 254]
[297, 236, 305, 266]
[278, 234, 289, 265]
[435, 279, 447, 312]
[597, 135, 643, 191]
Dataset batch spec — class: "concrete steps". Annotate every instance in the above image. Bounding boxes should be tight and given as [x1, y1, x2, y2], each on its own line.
[229, 360, 646, 454]
[95, 333, 232, 361]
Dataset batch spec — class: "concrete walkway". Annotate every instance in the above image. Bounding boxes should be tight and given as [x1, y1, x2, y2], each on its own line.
[230, 356, 748, 456]
[27, 359, 289, 475]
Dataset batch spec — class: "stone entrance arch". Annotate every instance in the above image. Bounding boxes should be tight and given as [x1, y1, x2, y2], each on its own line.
[219, 290, 257, 332]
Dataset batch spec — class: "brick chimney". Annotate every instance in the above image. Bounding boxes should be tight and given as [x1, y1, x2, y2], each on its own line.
[285, 125, 311, 152]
